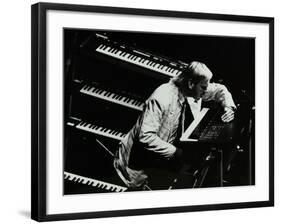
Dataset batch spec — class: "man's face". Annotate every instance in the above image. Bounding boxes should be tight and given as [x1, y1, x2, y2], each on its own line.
[190, 78, 210, 100]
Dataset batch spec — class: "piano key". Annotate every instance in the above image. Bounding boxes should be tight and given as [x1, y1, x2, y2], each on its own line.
[117, 95, 123, 100]
[104, 92, 111, 97]
[100, 45, 107, 50]
[124, 98, 130, 103]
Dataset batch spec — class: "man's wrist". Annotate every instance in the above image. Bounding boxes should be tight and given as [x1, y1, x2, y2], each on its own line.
[224, 105, 236, 111]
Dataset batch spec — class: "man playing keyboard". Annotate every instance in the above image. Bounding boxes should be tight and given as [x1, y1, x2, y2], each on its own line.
[114, 61, 236, 189]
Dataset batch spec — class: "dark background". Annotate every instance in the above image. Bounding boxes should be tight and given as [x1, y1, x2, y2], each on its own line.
[65, 29, 255, 105]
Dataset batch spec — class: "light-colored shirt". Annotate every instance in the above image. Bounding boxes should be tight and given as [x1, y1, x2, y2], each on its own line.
[187, 97, 202, 119]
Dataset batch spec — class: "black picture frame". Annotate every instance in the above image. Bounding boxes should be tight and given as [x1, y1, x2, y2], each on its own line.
[31, 2, 274, 222]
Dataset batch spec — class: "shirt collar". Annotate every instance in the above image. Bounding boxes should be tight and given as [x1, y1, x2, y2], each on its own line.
[186, 97, 202, 104]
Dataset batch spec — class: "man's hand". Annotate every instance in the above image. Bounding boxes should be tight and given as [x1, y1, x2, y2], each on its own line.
[221, 107, 235, 122]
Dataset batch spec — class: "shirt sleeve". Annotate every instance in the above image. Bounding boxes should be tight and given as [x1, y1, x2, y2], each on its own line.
[203, 83, 236, 109]
[137, 98, 177, 159]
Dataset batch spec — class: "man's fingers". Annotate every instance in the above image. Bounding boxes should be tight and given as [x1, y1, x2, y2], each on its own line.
[222, 111, 234, 118]
[221, 114, 234, 122]
[221, 110, 234, 122]
[221, 112, 233, 120]
[222, 114, 234, 122]
[222, 116, 234, 122]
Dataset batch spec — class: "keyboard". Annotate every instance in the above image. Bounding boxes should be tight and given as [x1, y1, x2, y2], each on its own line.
[199, 123, 225, 141]
[80, 84, 144, 111]
[67, 119, 126, 141]
[87, 33, 186, 78]
[180, 107, 227, 142]
[64, 171, 127, 193]
[180, 108, 210, 142]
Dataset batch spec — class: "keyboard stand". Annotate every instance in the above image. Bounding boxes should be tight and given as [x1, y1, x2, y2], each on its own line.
[192, 148, 224, 188]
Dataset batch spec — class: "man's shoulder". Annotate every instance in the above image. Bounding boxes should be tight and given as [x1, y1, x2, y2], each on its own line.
[145, 82, 178, 108]
[151, 82, 178, 100]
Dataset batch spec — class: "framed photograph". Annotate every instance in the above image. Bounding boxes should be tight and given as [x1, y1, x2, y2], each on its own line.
[31, 2, 274, 222]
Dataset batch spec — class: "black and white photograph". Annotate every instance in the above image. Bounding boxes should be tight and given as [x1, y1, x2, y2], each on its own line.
[63, 29, 255, 194]
[30, 2, 274, 221]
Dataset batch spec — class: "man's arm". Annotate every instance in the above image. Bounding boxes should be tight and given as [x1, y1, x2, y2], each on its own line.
[203, 82, 236, 122]
[137, 98, 177, 159]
